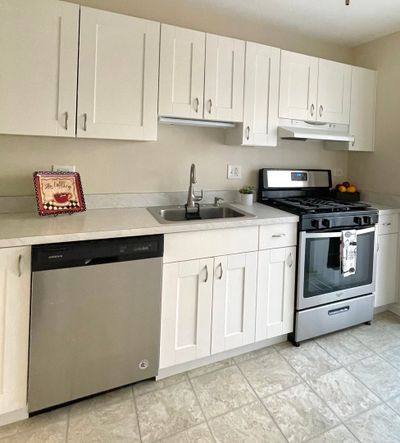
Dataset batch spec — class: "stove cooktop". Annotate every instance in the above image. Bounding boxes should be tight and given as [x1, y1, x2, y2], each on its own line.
[270, 197, 371, 214]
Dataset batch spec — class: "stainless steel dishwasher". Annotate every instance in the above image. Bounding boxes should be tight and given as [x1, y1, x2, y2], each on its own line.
[29, 235, 163, 413]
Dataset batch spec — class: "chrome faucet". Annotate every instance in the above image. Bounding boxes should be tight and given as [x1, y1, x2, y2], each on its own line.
[186, 164, 203, 210]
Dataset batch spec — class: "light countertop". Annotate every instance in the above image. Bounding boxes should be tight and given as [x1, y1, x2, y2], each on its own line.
[363, 201, 400, 215]
[0, 203, 298, 248]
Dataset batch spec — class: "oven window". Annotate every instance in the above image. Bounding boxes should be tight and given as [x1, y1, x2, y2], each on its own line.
[303, 231, 374, 298]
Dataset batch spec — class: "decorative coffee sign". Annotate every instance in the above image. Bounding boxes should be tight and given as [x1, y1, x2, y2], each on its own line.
[33, 171, 86, 216]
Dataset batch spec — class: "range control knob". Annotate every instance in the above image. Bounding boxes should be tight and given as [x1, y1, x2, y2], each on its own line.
[363, 216, 372, 225]
[311, 219, 322, 229]
[322, 219, 332, 228]
[354, 217, 364, 226]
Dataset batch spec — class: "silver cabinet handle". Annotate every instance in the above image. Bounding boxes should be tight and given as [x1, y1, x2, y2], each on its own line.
[203, 265, 209, 282]
[64, 112, 69, 131]
[194, 98, 200, 113]
[18, 254, 22, 277]
[382, 222, 392, 226]
[272, 233, 286, 238]
[287, 252, 293, 268]
[217, 263, 223, 280]
[319, 105, 323, 118]
[245, 126, 250, 140]
[310, 104, 315, 117]
[352, 138, 356, 147]
[83, 113, 88, 131]
[208, 99, 212, 114]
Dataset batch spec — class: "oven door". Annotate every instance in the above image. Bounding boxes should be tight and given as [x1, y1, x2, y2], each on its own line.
[297, 226, 376, 310]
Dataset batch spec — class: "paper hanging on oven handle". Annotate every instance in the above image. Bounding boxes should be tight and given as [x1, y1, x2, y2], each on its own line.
[341, 230, 357, 277]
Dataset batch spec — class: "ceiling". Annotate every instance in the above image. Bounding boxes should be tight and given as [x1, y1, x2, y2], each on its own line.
[185, 0, 400, 47]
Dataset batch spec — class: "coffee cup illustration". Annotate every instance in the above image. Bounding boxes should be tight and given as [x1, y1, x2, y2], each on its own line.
[54, 193, 72, 204]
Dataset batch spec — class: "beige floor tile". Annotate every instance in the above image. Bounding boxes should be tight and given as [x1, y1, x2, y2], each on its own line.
[379, 345, 400, 370]
[349, 322, 400, 351]
[346, 404, 400, 443]
[273, 340, 294, 352]
[233, 345, 276, 363]
[0, 408, 68, 442]
[263, 383, 339, 443]
[309, 367, 380, 421]
[191, 365, 256, 419]
[209, 401, 285, 443]
[187, 359, 234, 379]
[346, 354, 400, 401]
[135, 380, 204, 442]
[68, 388, 139, 443]
[387, 395, 400, 415]
[316, 330, 374, 365]
[134, 373, 188, 396]
[159, 423, 214, 443]
[307, 424, 358, 442]
[279, 341, 340, 381]
[237, 351, 302, 397]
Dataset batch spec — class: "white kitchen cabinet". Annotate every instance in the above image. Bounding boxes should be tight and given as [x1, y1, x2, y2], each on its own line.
[375, 232, 399, 307]
[256, 247, 296, 340]
[77, 7, 160, 140]
[160, 258, 214, 368]
[0, 247, 31, 419]
[204, 34, 245, 122]
[317, 59, 351, 124]
[279, 50, 319, 121]
[241, 42, 280, 146]
[0, 0, 79, 137]
[159, 25, 206, 119]
[211, 252, 257, 354]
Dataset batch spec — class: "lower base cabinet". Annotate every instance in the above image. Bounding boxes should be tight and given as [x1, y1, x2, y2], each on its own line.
[160, 252, 257, 368]
[0, 247, 31, 417]
[375, 233, 399, 307]
[256, 247, 296, 341]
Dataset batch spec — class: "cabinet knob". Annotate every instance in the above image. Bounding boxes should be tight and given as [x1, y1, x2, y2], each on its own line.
[203, 264, 209, 282]
[208, 99, 212, 114]
[319, 105, 324, 118]
[194, 98, 200, 113]
[310, 104, 315, 117]
[287, 252, 293, 268]
[18, 254, 22, 277]
[245, 126, 250, 141]
[217, 262, 223, 280]
[64, 112, 69, 131]
[83, 113, 88, 131]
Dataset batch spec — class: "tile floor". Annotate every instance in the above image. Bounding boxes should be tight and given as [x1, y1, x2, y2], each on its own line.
[1, 311, 400, 442]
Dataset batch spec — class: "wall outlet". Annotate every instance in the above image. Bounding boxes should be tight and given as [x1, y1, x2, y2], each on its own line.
[227, 165, 242, 180]
[52, 165, 76, 172]
[333, 168, 343, 177]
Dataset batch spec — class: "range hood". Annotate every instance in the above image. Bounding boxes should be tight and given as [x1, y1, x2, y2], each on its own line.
[159, 116, 235, 128]
[279, 119, 355, 143]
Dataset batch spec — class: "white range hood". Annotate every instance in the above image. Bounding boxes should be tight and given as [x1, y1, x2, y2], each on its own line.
[279, 119, 355, 143]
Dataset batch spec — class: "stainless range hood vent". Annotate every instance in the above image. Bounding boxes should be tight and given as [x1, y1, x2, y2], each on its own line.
[279, 119, 355, 143]
[159, 117, 236, 128]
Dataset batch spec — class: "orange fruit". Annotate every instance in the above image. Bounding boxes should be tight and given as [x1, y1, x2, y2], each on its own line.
[347, 185, 357, 193]
[338, 185, 347, 193]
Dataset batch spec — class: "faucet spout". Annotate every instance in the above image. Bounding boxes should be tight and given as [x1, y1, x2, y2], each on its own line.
[186, 163, 203, 210]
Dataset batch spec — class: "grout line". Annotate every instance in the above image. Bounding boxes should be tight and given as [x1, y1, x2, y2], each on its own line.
[187, 358, 236, 380]
[65, 406, 71, 443]
[132, 385, 144, 443]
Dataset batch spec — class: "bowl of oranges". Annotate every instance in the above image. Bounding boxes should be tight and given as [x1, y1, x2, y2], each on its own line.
[332, 182, 360, 202]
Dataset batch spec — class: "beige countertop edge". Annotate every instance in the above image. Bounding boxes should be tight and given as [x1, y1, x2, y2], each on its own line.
[0, 204, 299, 248]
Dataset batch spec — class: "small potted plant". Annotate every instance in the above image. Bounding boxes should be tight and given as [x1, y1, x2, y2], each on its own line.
[239, 185, 255, 206]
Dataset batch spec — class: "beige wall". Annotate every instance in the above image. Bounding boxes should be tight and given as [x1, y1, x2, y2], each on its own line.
[0, 0, 352, 197]
[348, 32, 400, 197]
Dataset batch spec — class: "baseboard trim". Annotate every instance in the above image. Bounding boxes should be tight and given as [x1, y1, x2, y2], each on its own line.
[0, 406, 28, 427]
[158, 335, 287, 379]
[389, 303, 400, 316]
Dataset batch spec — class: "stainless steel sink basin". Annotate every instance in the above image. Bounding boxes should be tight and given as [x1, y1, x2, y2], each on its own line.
[148, 204, 256, 224]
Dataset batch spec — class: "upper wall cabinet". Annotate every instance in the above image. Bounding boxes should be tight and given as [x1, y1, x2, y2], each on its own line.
[77, 7, 160, 140]
[159, 25, 245, 122]
[159, 25, 206, 119]
[279, 51, 318, 121]
[279, 50, 352, 125]
[0, 0, 79, 137]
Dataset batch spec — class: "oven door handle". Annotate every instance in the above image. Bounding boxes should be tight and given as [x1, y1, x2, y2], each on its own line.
[305, 226, 375, 239]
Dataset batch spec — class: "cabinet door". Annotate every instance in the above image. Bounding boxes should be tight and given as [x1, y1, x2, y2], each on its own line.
[256, 247, 296, 341]
[279, 50, 318, 121]
[349, 67, 377, 152]
[204, 34, 245, 122]
[0, 247, 31, 416]
[77, 7, 160, 140]
[0, 0, 79, 137]
[159, 25, 205, 119]
[160, 258, 213, 368]
[317, 59, 351, 124]
[375, 234, 399, 307]
[212, 253, 257, 354]
[242, 42, 280, 146]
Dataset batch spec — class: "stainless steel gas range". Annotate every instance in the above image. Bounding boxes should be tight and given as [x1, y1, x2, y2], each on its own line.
[258, 168, 379, 345]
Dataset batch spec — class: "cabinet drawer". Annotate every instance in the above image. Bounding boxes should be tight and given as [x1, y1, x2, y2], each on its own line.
[259, 224, 297, 250]
[378, 214, 399, 234]
[164, 226, 258, 263]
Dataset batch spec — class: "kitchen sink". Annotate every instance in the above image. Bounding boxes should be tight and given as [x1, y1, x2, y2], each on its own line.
[148, 204, 256, 224]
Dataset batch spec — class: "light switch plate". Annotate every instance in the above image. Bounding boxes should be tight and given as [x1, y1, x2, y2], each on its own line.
[333, 169, 343, 177]
[52, 165, 76, 172]
[227, 165, 242, 180]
